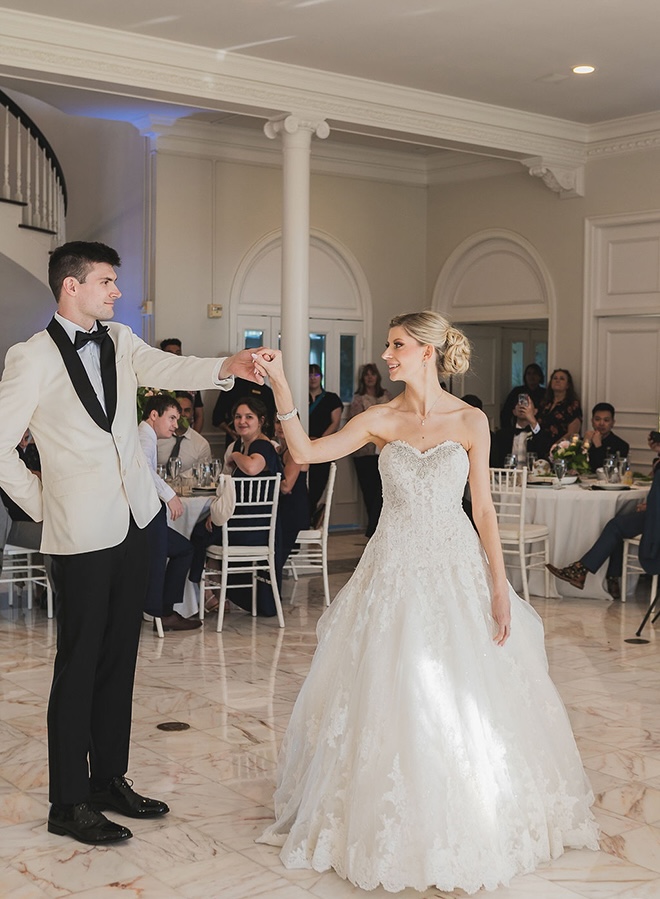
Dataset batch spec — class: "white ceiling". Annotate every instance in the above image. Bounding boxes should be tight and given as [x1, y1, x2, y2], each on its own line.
[1, 0, 659, 126]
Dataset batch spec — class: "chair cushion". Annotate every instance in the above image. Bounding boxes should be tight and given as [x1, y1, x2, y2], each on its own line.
[206, 544, 270, 559]
[498, 523, 550, 541]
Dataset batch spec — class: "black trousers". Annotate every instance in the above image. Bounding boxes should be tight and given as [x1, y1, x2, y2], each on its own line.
[47, 518, 150, 805]
[581, 509, 646, 578]
[144, 505, 194, 617]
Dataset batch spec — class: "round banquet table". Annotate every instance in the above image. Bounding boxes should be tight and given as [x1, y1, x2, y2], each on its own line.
[167, 493, 212, 617]
[507, 483, 650, 600]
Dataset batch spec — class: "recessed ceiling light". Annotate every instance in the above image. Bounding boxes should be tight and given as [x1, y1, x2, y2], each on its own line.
[572, 65, 596, 75]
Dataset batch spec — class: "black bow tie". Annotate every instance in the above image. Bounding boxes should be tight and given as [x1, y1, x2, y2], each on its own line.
[74, 324, 109, 350]
[514, 426, 531, 435]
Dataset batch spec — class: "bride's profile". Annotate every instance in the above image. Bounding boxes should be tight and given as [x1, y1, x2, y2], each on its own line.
[253, 311, 598, 894]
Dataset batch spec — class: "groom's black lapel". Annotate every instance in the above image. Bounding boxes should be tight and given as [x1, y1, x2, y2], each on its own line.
[46, 317, 112, 433]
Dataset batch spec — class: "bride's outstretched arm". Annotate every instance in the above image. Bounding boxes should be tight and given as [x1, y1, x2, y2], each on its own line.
[466, 411, 512, 646]
[252, 350, 378, 464]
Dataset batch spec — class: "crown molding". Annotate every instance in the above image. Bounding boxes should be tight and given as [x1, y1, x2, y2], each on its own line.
[3, 5, 660, 191]
[136, 117, 432, 186]
[0, 7, 588, 165]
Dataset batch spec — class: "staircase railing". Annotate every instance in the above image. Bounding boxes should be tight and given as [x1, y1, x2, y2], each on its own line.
[0, 89, 67, 240]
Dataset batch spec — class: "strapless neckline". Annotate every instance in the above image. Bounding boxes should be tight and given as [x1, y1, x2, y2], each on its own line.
[384, 439, 466, 457]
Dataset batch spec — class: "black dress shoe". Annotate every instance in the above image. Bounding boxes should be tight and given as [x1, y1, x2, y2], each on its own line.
[48, 802, 132, 844]
[90, 776, 170, 819]
[157, 612, 202, 632]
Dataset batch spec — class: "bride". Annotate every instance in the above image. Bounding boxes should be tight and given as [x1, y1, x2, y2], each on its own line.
[252, 311, 598, 894]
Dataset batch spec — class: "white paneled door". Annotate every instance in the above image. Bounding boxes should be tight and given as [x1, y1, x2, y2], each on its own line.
[594, 316, 660, 470]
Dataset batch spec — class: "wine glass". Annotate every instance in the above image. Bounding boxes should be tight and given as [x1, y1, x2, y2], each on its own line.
[167, 456, 182, 484]
[526, 452, 538, 473]
[504, 453, 517, 470]
[553, 459, 567, 487]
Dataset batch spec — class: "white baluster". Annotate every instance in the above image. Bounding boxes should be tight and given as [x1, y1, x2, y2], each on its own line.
[15, 119, 22, 203]
[41, 150, 50, 228]
[24, 135, 32, 226]
[2, 106, 10, 200]
[32, 141, 40, 228]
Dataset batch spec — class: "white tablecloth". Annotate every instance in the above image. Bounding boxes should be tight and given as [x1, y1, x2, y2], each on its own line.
[167, 494, 212, 617]
[507, 484, 649, 600]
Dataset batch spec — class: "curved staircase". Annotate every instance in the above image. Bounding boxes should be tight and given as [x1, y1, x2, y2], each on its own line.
[0, 89, 66, 287]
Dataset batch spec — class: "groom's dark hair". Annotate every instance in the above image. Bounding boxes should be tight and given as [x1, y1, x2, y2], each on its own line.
[48, 241, 121, 301]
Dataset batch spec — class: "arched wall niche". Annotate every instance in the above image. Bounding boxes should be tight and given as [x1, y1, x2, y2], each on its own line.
[431, 229, 556, 364]
[229, 228, 373, 356]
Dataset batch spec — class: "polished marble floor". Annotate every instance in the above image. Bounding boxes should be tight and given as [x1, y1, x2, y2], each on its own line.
[2, 534, 660, 898]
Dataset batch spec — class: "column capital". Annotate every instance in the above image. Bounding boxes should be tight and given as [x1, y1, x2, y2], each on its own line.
[264, 114, 330, 141]
[521, 156, 585, 199]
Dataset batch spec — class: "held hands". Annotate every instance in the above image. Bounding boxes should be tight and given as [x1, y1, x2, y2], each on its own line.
[491, 590, 511, 647]
[219, 348, 271, 384]
[167, 496, 184, 521]
[250, 349, 282, 383]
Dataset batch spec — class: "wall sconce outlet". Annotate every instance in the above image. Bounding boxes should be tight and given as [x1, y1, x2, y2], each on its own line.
[207, 304, 223, 319]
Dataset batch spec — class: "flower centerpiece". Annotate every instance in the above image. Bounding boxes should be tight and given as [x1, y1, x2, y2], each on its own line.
[549, 434, 591, 475]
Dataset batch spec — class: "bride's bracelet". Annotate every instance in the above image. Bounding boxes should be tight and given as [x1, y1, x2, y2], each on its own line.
[276, 407, 298, 421]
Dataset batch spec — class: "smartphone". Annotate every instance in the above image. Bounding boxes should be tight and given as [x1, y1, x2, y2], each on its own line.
[517, 393, 529, 407]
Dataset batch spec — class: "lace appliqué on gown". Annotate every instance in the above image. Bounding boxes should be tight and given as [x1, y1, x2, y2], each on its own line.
[257, 440, 599, 894]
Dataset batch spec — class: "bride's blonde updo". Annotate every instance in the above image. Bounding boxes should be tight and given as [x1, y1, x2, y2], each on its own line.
[389, 310, 470, 376]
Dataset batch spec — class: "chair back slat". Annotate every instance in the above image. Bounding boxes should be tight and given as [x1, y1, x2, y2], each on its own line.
[489, 467, 527, 529]
[224, 475, 281, 548]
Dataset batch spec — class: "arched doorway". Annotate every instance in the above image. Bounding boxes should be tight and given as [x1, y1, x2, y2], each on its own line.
[432, 230, 555, 427]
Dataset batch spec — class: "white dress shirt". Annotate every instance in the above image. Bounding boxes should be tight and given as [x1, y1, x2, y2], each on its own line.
[157, 427, 212, 471]
[54, 312, 107, 414]
[138, 420, 175, 503]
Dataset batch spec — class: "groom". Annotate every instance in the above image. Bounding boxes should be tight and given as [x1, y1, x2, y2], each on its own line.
[0, 241, 262, 844]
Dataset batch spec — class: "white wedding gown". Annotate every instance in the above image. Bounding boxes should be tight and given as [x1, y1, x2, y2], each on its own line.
[257, 440, 599, 894]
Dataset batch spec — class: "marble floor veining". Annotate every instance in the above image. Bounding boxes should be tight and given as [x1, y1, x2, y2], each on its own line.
[2, 533, 660, 898]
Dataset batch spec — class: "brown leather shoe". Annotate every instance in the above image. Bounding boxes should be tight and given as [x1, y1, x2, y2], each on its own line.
[546, 561, 587, 590]
[606, 576, 621, 600]
[157, 612, 202, 632]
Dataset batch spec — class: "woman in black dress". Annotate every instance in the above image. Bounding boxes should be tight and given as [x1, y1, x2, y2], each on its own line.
[308, 364, 342, 521]
[189, 397, 284, 617]
[348, 364, 391, 537]
[536, 368, 582, 442]
[275, 419, 310, 562]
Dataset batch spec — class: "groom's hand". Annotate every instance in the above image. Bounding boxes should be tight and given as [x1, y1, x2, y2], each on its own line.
[219, 348, 269, 384]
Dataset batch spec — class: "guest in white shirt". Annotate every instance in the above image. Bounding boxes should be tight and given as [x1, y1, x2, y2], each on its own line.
[139, 396, 201, 632]
[156, 391, 212, 473]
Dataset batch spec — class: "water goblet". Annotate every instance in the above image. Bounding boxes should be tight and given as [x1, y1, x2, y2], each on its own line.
[167, 456, 182, 486]
[191, 464, 201, 487]
[526, 452, 538, 473]
[504, 453, 517, 469]
[156, 464, 167, 480]
[553, 459, 567, 487]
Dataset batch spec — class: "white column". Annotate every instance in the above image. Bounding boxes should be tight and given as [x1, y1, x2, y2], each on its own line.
[264, 114, 329, 428]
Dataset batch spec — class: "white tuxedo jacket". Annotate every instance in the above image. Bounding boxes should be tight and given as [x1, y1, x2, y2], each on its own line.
[0, 320, 233, 554]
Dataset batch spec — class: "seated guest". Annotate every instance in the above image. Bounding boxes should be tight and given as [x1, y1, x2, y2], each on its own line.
[275, 418, 310, 562]
[536, 368, 582, 442]
[156, 391, 212, 472]
[160, 338, 205, 431]
[490, 394, 554, 467]
[212, 376, 276, 450]
[139, 396, 201, 632]
[546, 467, 660, 600]
[500, 363, 545, 429]
[0, 430, 52, 588]
[583, 403, 629, 472]
[189, 397, 284, 617]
